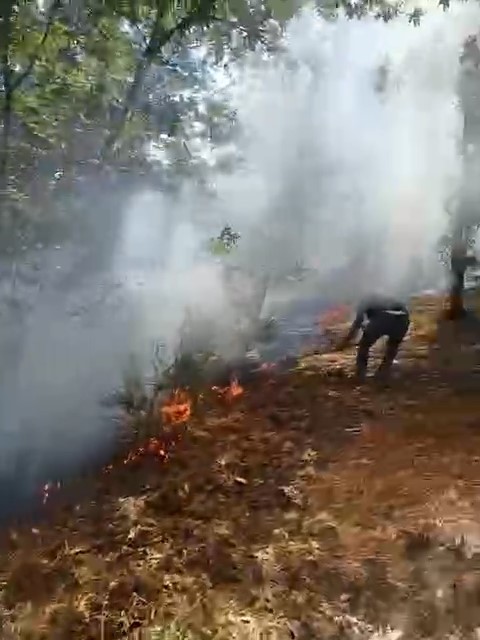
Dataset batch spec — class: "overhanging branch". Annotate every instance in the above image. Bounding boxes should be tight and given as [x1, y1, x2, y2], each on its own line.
[10, 0, 63, 93]
[101, 0, 219, 158]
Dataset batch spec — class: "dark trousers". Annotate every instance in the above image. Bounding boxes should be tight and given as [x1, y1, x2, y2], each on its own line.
[357, 313, 410, 379]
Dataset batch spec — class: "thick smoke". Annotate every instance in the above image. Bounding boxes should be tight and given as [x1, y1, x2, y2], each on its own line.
[0, 1, 478, 512]
[133, 1, 480, 352]
[215, 1, 480, 298]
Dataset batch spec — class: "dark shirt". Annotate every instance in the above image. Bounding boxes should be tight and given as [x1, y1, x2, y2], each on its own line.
[347, 295, 408, 340]
[452, 253, 477, 277]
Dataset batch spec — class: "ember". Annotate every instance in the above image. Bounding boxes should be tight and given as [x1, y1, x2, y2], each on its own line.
[160, 389, 192, 424]
[123, 437, 167, 465]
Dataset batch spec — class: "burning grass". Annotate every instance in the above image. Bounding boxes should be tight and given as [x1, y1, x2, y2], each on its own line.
[3, 295, 480, 639]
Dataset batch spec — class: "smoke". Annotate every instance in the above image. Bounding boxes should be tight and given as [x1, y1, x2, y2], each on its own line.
[0, 0, 478, 514]
[210, 1, 480, 299]
[116, 0, 480, 361]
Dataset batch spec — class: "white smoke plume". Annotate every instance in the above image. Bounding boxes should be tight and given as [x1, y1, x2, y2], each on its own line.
[112, 0, 480, 368]
[210, 1, 480, 297]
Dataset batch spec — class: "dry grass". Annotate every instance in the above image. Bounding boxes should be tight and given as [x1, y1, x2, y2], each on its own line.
[2, 295, 480, 639]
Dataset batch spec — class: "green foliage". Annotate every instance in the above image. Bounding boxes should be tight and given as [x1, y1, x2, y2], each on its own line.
[208, 224, 241, 256]
[332, 0, 448, 25]
[100, 0, 157, 23]
[266, 0, 298, 23]
[0, 0, 467, 230]
[12, 9, 134, 141]
[103, 0, 220, 27]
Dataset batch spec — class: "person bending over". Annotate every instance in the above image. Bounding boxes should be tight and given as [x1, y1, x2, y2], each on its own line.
[337, 295, 410, 381]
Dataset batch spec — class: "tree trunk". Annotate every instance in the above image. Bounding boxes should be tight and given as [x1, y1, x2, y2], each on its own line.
[446, 262, 467, 320]
[100, 55, 152, 160]
[445, 226, 476, 320]
[100, 4, 167, 162]
[0, 86, 12, 199]
[0, 0, 15, 205]
[0, 0, 60, 212]
[100, 6, 212, 162]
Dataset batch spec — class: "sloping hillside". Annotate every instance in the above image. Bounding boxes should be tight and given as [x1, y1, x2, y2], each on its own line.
[2, 294, 480, 640]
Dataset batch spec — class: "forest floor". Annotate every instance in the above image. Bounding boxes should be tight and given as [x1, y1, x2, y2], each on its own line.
[2, 293, 480, 640]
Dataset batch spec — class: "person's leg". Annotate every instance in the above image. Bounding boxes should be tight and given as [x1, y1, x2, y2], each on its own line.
[376, 315, 410, 378]
[376, 339, 401, 378]
[356, 321, 382, 380]
[447, 268, 467, 320]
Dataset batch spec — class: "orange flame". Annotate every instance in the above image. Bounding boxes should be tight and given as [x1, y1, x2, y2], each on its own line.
[161, 389, 192, 425]
[212, 376, 244, 401]
[227, 376, 243, 400]
[40, 392, 190, 501]
[102, 389, 190, 473]
[123, 437, 167, 465]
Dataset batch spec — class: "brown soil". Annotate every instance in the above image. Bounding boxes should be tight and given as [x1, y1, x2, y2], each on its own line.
[2, 293, 480, 640]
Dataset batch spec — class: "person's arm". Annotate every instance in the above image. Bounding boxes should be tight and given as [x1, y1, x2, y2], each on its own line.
[336, 308, 364, 351]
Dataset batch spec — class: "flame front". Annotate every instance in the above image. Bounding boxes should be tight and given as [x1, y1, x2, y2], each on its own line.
[118, 389, 191, 468]
[161, 389, 192, 424]
[39, 391, 192, 503]
[227, 376, 243, 399]
[123, 437, 167, 465]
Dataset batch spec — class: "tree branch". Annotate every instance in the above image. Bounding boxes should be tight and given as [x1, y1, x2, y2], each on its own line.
[0, 0, 15, 89]
[0, 0, 16, 195]
[101, 0, 218, 159]
[10, 0, 63, 93]
[153, 10, 218, 53]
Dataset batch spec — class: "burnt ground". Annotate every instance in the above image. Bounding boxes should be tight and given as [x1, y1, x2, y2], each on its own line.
[2, 294, 480, 639]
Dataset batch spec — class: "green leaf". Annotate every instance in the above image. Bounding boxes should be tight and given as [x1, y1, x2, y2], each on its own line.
[265, 0, 298, 23]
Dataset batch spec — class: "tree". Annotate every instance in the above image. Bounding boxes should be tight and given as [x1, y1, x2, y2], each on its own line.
[99, 0, 222, 160]
[330, 0, 480, 320]
[0, 0, 276, 243]
[0, 0, 136, 239]
[0, 0, 474, 325]
[444, 32, 480, 319]
[0, 0, 65, 200]
[120, 0, 480, 324]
